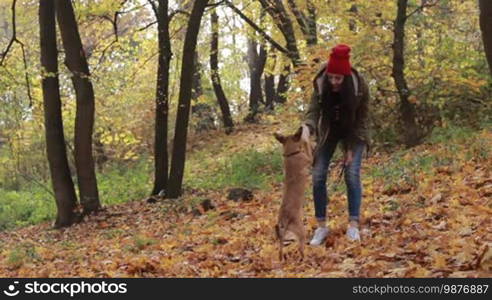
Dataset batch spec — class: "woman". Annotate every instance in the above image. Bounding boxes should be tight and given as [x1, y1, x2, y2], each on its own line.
[304, 44, 370, 244]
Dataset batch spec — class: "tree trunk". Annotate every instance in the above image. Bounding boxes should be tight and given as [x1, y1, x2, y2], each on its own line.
[245, 38, 267, 123]
[167, 0, 208, 199]
[55, 0, 100, 213]
[348, 3, 358, 32]
[264, 72, 276, 111]
[39, 0, 78, 227]
[94, 132, 108, 171]
[264, 48, 277, 110]
[151, 0, 172, 196]
[55, 0, 100, 214]
[392, 0, 422, 147]
[276, 65, 291, 104]
[306, 0, 317, 45]
[191, 51, 203, 100]
[191, 50, 216, 132]
[479, 0, 492, 76]
[210, 10, 234, 134]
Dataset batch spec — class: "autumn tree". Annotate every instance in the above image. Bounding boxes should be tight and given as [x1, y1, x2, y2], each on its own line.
[167, 0, 209, 198]
[286, 0, 317, 46]
[39, 0, 78, 227]
[210, 9, 234, 133]
[245, 36, 267, 123]
[149, 0, 172, 196]
[257, 0, 310, 104]
[392, 0, 423, 147]
[55, 0, 100, 213]
[257, 0, 301, 68]
[223, 0, 295, 106]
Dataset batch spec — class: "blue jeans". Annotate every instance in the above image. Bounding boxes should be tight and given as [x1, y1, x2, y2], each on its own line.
[312, 139, 365, 222]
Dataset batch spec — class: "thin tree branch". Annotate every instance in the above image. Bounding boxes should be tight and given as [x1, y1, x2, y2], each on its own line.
[147, 0, 158, 17]
[95, 39, 120, 68]
[0, 65, 20, 85]
[17, 172, 55, 197]
[138, 21, 158, 31]
[169, 9, 190, 21]
[93, 0, 142, 72]
[112, 12, 119, 41]
[405, 0, 440, 20]
[0, 0, 17, 66]
[0, 0, 33, 107]
[206, 0, 226, 9]
[19, 41, 33, 107]
[223, 0, 289, 56]
[118, 0, 149, 14]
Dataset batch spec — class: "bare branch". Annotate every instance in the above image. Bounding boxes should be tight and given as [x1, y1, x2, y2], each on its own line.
[206, 0, 226, 9]
[406, 0, 440, 20]
[0, 65, 21, 85]
[0, 0, 17, 66]
[0, 0, 33, 107]
[138, 21, 158, 31]
[138, 6, 188, 32]
[147, 0, 158, 17]
[169, 9, 191, 22]
[18, 41, 33, 107]
[0, 39, 15, 66]
[17, 172, 55, 197]
[223, 0, 289, 56]
[118, 0, 150, 14]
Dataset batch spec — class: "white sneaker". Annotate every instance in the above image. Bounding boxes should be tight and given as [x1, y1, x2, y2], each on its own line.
[309, 227, 329, 245]
[346, 226, 361, 241]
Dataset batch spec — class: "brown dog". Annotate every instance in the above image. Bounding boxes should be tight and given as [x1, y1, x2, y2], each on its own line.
[274, 125, 314, 260]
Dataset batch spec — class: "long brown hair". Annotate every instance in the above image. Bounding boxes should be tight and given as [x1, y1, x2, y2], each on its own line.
[321, 73, 359, 150]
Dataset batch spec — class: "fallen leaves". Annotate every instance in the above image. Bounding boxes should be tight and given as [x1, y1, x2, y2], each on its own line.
[0, 124, 490, 278]
[478, 243, 492, 272]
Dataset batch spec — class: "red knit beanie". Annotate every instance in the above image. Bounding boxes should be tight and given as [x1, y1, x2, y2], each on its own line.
[326, 44, 352, 76]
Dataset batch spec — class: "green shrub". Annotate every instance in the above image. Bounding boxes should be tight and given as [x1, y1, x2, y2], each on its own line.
[0, 187, 55, 231]
[427, 125, 476, 145]
[0, 159, 152, 231]
[185, 148, 283, 190]
[97, 158, 152, 206]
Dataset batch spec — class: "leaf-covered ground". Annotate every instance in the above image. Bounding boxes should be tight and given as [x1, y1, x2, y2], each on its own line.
[0, 119, 491, 277]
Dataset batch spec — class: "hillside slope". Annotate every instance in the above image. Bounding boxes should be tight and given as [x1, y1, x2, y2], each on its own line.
[0, 116, 491, 277]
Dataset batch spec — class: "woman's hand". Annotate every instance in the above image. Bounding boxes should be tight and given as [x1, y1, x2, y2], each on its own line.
[304, 124, 315, 136]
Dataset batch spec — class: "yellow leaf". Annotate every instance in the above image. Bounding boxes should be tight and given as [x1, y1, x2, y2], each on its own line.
[433, 253, 448, 269]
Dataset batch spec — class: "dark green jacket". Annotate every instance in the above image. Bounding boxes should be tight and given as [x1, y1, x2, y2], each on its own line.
[304, 63, 371, 155]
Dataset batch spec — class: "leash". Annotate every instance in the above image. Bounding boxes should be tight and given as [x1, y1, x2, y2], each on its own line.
[335, 162, 346, 186]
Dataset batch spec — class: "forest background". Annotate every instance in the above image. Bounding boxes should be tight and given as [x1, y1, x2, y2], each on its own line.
[0, 0, 490, 277]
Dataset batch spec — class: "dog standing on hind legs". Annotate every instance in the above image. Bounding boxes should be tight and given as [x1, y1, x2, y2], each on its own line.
[274, 125, 314, 261]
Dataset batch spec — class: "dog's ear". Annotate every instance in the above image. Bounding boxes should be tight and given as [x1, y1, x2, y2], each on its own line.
[274, 132, 286, 144]
[293, 126, 303, 142]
